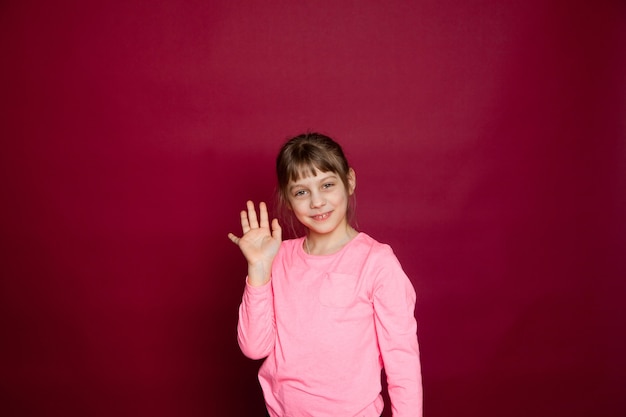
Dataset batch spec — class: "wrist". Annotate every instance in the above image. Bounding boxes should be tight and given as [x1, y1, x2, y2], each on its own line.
[247, 276, 271, 287]
[247, 262, 272, 286]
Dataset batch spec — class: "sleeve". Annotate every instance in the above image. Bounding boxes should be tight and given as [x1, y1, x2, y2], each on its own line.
[237, 278, 276, 360]
[372, 249, 423, 417]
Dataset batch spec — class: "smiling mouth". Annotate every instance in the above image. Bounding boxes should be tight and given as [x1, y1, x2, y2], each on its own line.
[311, 212, 332, 221]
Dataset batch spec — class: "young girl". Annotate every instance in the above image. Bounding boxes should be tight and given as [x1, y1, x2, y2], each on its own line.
[228, 133, 422, 417]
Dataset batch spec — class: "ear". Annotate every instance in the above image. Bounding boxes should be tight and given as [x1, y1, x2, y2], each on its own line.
[347, 168, 356, 195]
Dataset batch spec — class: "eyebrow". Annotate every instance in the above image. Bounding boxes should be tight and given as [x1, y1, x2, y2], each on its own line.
[289, 174, 338, 191]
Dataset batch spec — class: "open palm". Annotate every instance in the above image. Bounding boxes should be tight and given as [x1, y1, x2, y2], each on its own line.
[228, 201, 282, 273]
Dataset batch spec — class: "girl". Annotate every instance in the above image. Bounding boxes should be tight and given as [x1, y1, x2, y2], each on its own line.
[228, 133, 422, 417]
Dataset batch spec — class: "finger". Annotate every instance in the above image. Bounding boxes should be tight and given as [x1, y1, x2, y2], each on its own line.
[259, 201, 269, 228]
[247, 200, 259, 229]
[227, 233, 241, 245]
[271, 218, 282, 241]
[240, 210, 250, 234]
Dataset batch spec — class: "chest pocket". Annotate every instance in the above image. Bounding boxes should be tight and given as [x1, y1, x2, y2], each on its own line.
[319, 272, 358, 308]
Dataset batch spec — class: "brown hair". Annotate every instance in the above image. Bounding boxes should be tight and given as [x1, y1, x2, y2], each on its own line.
[275, 132, 356, 235]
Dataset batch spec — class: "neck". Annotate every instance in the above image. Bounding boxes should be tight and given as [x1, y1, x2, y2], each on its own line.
[304, 226, 358, 255]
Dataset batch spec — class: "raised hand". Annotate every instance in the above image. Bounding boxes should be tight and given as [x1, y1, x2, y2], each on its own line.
[228, 201, 282, 286]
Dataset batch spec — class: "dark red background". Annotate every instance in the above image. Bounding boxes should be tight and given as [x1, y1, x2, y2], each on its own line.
[1, 1, 625, 416]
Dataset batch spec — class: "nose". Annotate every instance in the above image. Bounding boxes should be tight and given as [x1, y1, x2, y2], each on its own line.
[310, 192, 326, 209]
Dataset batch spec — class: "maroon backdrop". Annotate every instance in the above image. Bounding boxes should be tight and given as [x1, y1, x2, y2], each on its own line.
[1, 1, 625, 416]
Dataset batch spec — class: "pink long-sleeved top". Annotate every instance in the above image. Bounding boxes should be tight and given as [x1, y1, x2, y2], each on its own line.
[237, 232, 422, 417]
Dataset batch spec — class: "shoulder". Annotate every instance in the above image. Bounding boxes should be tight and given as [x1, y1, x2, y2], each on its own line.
[356, 235, 416, 300]
[269, 237, 305, 273]
[279, 237, 304, 250]
[361, 233, 412, 277]
[345, 233, 405, 278]
[275, 236, 305, 260]
[353, 232, 397, 260]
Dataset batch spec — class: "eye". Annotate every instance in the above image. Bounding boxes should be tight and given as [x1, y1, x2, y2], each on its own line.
[293, 189, 308, 198]
[322, 182, 335, 190]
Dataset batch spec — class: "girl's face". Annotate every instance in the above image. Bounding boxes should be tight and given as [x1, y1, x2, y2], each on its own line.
[287, 167, 355, 238]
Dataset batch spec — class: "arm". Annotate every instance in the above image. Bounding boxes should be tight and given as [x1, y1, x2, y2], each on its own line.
[229, 201, 282, 358]
[237, 278, 276, 359]
[373, 250, 423, 417]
